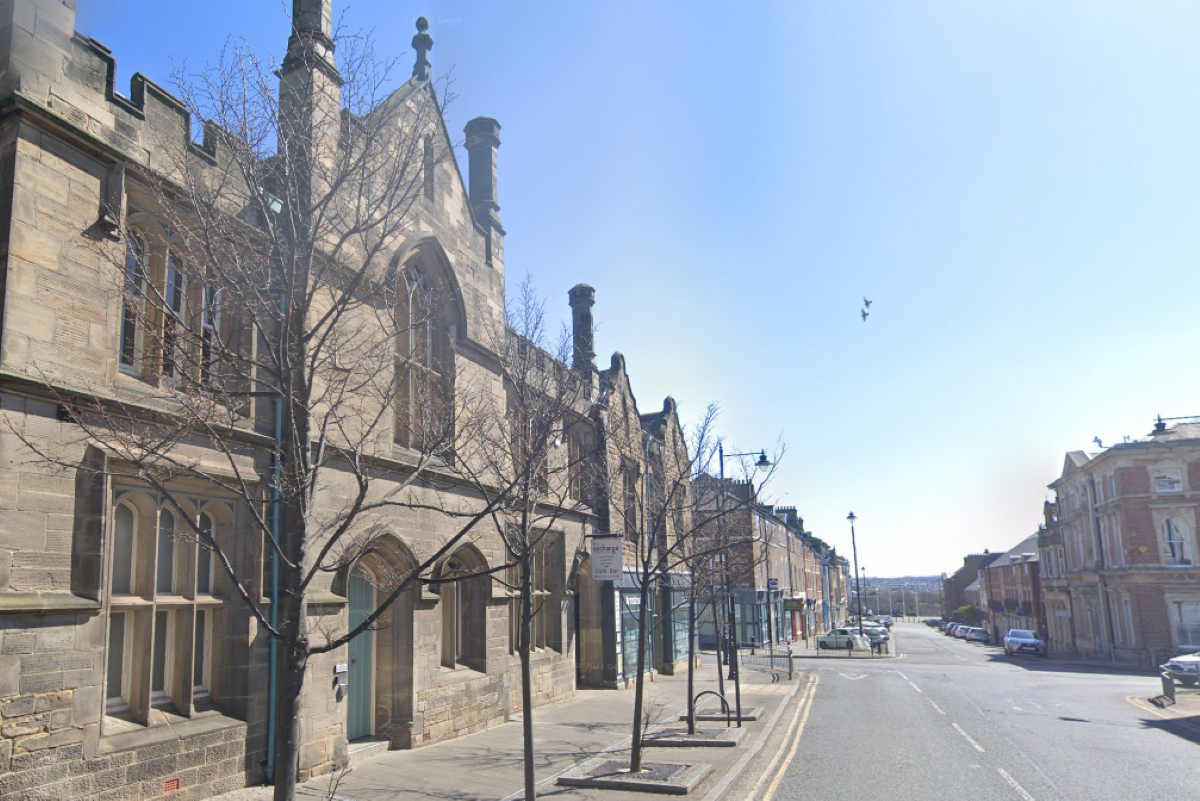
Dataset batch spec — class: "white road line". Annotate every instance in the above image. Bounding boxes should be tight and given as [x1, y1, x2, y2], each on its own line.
[952, 722, 985, 753]
[908, 680, 923, 693]
[997, 767, 1036, 801]
[929, 699, 946, 715]
[895, 671, 909, 680]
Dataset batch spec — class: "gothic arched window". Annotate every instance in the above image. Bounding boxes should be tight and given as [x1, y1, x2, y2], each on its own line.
[395, 261, 455, 453]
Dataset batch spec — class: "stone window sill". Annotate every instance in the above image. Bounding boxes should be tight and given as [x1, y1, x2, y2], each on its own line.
[434, 664, 486, 685]
[99, 709, 244, 756]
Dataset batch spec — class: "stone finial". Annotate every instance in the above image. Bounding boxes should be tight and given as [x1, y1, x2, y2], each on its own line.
[412, 17, 434, 80]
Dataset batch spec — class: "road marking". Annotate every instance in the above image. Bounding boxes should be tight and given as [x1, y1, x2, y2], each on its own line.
[895, 671, 909, 680]
[952, 722, 985, 753]
[907, 680, 923, 693]
[838, 673, 867, 680]
[997, 767, 1036, 801]
[746, 675, 818, 801]
[929, 699, 946, 715]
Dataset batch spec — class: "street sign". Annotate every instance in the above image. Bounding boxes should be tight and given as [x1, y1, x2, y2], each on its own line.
[783, 599, 802, 612]
[768, 578, 778, 590]
[591, 537, 623, 581]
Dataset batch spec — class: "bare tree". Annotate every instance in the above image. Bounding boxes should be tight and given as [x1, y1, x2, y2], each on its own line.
[612, 402, 783, 772]
[7, 23, 526, 801]
[464, 275, 599, 800]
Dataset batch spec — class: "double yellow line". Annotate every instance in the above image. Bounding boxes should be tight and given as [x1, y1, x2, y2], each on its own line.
[743, 674, 820, 801]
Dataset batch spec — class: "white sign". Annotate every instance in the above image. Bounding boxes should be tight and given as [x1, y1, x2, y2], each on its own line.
[1055, 610, 1071, 618]
[591, 537, 623, 581]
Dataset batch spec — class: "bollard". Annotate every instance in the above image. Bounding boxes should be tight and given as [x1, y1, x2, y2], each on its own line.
[787, 646, 794, 680]
[1161, 670, 1177, 706]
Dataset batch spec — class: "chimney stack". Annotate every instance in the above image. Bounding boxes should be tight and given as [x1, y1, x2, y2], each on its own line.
[568, 284, 596, 373]
[464, 116, 502, 230]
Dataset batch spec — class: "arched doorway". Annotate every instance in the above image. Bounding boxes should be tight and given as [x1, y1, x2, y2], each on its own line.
[347, 567, 374, 741]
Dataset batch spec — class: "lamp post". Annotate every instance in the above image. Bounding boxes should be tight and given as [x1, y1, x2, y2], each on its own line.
[847, 512, 864, 636]
[717, 443, 771, 727]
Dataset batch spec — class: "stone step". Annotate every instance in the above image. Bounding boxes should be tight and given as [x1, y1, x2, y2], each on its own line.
[347, 736, 390, 766]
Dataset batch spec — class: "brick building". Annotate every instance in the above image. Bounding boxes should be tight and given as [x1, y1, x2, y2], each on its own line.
[692, 480, 829, 649]
[942, 552, 993, 617]
[977, 535, 1043, 643]
[1042, 420, 1200, 662]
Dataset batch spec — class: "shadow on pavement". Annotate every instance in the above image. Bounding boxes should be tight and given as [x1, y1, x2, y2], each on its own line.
[981, 651, 1153, 677]
[1138, 714, 1200, 746]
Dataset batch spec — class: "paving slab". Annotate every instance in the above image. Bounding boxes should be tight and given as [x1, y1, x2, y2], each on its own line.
[284, 656, 799, 801]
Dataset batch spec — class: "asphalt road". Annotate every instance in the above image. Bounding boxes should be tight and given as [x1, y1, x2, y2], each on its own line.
[762, 622, 1199, 801]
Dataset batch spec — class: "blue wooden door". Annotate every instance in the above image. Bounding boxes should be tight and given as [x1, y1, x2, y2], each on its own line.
[347, 569, 374, 740]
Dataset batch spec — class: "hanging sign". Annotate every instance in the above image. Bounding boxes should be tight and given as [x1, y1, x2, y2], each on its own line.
[591, 537, 623, 581]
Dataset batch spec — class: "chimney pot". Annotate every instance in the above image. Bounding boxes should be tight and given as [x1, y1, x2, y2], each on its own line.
[465, 116, 502, 230]
[569, 284, 596, 373]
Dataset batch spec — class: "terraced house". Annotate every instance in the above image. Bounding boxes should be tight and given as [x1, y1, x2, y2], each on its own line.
[0, 2, 704, 798]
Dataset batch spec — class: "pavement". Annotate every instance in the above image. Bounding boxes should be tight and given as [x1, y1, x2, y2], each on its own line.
[214, 624, 1199, 801]
[214, 647, 815, 801]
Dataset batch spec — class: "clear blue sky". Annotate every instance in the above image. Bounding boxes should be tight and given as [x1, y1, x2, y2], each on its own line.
[80, 1, 1200, 576]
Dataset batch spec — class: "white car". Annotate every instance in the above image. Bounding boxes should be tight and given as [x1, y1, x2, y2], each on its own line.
[817, 628, 871, 650]
[1162, 653, 1200, 686]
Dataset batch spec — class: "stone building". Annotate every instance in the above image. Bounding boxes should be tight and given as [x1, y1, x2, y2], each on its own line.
[0, 2, 703, 798]
[1042, 420, 1200, 662]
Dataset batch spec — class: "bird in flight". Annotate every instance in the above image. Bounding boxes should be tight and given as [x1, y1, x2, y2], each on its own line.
[861, 309, 869, 322]
[863, 297, 872, 308]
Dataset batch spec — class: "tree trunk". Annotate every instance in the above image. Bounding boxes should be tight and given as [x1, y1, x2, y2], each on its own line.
[685, 593, 696, 735]
[272, 608, 309, 801]
[519, 551, 536, 800]
[628, 576, 653, 772]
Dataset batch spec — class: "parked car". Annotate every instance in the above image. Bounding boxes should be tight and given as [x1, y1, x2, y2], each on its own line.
[965, 627, 990, 644]
[954, 625, 971, 639]
[877, 615, 895, 628]
[945, 623, 963, 636]
[1161, 653, 1200, 686]
[861, 625, 890, 645]
[1003, 629, 1048, 658]
[817, 628, 871, 650]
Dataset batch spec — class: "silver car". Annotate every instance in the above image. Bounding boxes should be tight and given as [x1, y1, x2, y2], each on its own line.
[1003, 629, 1047, 657]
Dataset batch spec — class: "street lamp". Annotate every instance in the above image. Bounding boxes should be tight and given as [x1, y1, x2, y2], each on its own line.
[717, 443, 771, 727]
[847, 512, 864, 636]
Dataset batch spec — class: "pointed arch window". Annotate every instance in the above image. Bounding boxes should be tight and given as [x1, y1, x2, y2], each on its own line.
[196, 512, 215, 595]
[112, 504, 137, 596]
[156, 509, 177, 594]
[395, 262, 454, 453]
